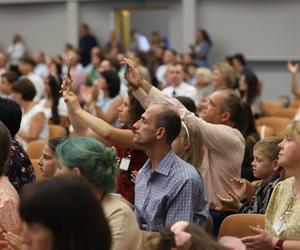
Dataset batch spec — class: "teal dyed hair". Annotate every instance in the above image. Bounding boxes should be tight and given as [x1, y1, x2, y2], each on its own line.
[55, 136, 117, 193]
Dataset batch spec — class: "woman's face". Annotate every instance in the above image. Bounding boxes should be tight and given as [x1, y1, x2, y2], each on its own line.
[239, 75, 248, 92]
[38, 144, 56, 178]
[22, 223, 54, 250]
[196, 72, 205, 87]
[171, 130, 190, 158]
[278, 133, 300, 170]
[117, 96, 130, 124]
[97, 76, 107, 91]
[212, 69, 226, 89]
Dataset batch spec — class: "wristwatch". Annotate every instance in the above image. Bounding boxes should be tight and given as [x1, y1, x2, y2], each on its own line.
[274, 238, 285, 250]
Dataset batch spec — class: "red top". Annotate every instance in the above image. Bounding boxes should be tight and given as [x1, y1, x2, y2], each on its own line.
[115, 144, 147, 204]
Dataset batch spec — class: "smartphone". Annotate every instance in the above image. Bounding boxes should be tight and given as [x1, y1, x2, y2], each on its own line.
[124, 63, 129, 74]
[66, 57, 72, 77]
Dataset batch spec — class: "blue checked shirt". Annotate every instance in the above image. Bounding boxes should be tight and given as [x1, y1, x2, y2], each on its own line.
[134, 150, 209, 232]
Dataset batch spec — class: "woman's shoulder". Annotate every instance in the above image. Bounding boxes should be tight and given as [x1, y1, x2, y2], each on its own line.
[273, 177, 294, 194]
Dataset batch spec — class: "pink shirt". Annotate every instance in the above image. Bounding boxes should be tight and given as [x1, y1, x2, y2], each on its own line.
[0, 176, 20, 239]
[133, 87, 245, 208]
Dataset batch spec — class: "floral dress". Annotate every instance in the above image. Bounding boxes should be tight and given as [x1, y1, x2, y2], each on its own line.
[5, 138, 35, 193]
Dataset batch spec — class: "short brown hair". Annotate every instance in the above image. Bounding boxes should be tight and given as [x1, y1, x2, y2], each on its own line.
[254, 137, 282, 161]
[11, 78, 36, 101]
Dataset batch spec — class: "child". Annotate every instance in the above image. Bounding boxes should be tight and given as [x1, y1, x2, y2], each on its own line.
[218, 137, 282, 214]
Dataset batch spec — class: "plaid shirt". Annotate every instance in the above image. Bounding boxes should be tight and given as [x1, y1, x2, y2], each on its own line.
[134, 150, 208, 232]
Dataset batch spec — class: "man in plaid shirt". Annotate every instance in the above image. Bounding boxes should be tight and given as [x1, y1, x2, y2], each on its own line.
[133, 103, 208, 232]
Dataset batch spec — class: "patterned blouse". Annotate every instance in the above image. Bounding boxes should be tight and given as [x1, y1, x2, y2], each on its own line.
[0, 176, 21, 238]
[5, 138, 35, 193]
[265, 177, 300, 240]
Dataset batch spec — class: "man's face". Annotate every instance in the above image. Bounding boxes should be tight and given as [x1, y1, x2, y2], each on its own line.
[201, 91, 227, 124]
[168, 64, 184, 87]
[132, 105, 159, 147]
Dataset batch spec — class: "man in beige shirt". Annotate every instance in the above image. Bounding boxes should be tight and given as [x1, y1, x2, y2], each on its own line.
[124, 58, 245, 235]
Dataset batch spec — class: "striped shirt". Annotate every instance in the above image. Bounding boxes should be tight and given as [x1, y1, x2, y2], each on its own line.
[239, 174, 281, 214]
[134, 150, 208, 232]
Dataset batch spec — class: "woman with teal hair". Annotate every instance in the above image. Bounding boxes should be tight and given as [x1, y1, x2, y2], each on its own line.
[54, 136, 142, 250]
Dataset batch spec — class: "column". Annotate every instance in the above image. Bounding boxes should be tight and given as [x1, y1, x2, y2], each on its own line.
[182, 0, 196, 53]
[66, 0, 79, 47]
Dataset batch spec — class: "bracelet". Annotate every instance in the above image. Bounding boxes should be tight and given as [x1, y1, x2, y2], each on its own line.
[274, 238, 285, 250]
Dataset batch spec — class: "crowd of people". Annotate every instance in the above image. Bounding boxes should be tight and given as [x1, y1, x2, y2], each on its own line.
[0, 23, 299, 250]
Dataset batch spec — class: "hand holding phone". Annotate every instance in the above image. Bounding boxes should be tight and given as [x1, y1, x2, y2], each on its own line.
[66, 57, 72, 77]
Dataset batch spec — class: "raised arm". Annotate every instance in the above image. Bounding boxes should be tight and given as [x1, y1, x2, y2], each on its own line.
[287, 61, 300, 98]
[62, 77, 144, 150]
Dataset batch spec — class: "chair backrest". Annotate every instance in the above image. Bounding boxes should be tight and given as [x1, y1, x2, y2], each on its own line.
[263, 100, 283, 116]
[218, 214, 265, 238]
[256, 117, 291, 137]
[270, 107, 298, 119]
[27, 140, 47, 159]
[31, 158, 44, 181]
[256, 125, 275, 139]
[48, 124, 67, 138]
[290, 99, 300, 108]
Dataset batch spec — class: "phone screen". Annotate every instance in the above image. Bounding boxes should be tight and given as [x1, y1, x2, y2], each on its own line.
[66, 57, 72, 76]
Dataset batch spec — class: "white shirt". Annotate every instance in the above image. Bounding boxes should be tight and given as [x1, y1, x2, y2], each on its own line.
[17, 104, 48, 151]
[162, 82, 197, 102]
[155, 64, 168, 86]
[39, 97, 68, 120]
[23, 73, 45, 102]
[34, 63, 49, 78]
[136, 34, 150, 52]
[7, 42, 25, 66]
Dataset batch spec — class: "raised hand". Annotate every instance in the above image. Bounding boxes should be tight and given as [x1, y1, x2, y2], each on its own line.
[61, 75, 73, 94]
[130, 170, 138, 184]
[231, 178, 247, 200]
[124, 58, 144, 90]
[217, 192, 242, 211]
[287, 61, 299, 75]
[62, 77, 81, 114]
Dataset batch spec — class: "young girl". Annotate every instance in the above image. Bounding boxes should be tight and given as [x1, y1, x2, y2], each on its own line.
[218, 137, 282, 214]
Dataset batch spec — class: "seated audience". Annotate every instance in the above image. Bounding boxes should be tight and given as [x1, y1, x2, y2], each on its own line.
[54, 136, 142, 250]
[239, 71, 263, 118]
[0, 97, 35, 192]
[38, 137, 66, 178]
[218, 137, 282, 214]
[162, 63, 197, 102]
[0, 71, 18, 98]
[2, 175, 111, 250]
[18, 56, 45, 102]
[242, 121, 300, 249]
[33, 50, 49, 78]
[194, 67, 214, 108]
[124, 58, 244, 235]
[132, 104, 208, 231]
[0, 121, 21, 242]
[11, 78, 48, 151]
[211, 62, 236, 90]
[239, 104, 260, 181]
[39, 75, 69, 128]
[95, 70, 123, 125]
